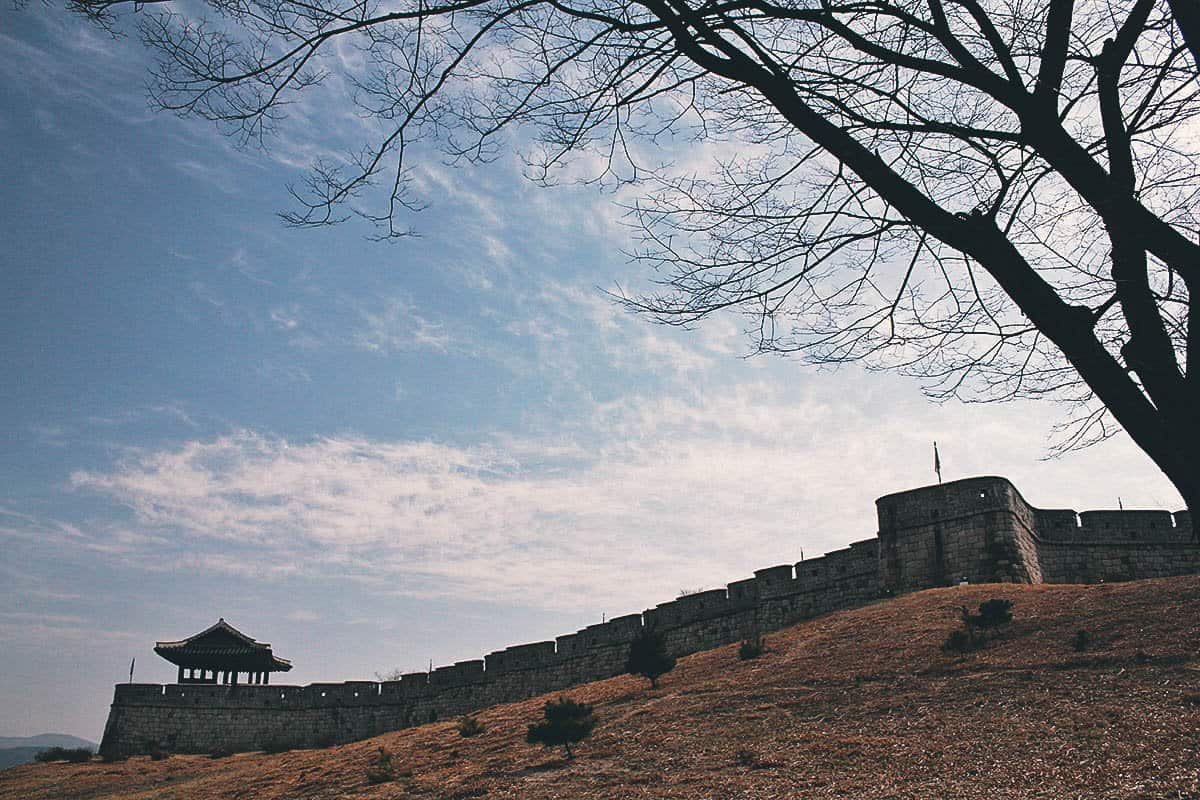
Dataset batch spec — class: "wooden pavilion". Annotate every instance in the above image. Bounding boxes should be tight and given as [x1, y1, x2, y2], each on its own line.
[154, 618, 292, 685]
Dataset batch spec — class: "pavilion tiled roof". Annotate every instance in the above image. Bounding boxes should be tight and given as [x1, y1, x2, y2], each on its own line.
[154, 618, 293, 672]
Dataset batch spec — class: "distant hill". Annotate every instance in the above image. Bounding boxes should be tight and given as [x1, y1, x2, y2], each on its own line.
[0, 735, 97, 770]
[2, 578, 1199, 798]
[0, 735, 95, 750]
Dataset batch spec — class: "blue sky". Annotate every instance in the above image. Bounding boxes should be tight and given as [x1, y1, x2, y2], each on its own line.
[0, 8, 1185, 741]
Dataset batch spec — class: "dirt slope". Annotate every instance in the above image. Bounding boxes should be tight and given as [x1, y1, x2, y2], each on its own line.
[6, 577, 1200, 799]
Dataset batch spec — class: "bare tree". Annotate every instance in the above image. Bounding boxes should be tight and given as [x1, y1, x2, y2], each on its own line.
[56, 0, 1200, 511]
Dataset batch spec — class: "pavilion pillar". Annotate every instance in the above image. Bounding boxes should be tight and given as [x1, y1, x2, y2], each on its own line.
[177, 666, 184, 683]
[264, 672, 270, 685]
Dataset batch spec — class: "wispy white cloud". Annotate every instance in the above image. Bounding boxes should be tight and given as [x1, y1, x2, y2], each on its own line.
[0, 506, 84, 543]
[0, 614, 143, 654]
[256, 360, 313, 385]
[174, 158, 242, 195]
[64, 377, 1182, 615]
[352, 294, 454, 354]
[269, 305, 302, 331]
[62, 389, 866, 612]
[28, 424, 70, 447]
[87, 402, 199, 430]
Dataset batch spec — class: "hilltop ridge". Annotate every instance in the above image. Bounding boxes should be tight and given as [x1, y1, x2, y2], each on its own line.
[5, 576, 1200, 799]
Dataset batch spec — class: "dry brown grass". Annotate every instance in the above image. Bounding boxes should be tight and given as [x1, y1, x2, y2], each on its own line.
[6, 577, 1200, 799]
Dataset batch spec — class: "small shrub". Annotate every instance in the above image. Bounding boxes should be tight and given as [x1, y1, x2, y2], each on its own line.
[624, 631, 676, 688]
[964, 598, 1013, 630]
[1183, 692, 1200, 707]
[1071, 629, 1090, 652]
[365, 747, 399, 784]
[208, 747, 234, 759]
[1135, 650, 1152, 664]
[941, 629, 976, 654]
[34, 747, 93, 764]
[457, 716, 484, 738]
[148, 744, 169, 761]
[738, 639, 763, 660]
[526, 697, 596, 760]
[945, 598, 1014, 654]
[735, 747, 760, 767]
[313, 733, 338, 749]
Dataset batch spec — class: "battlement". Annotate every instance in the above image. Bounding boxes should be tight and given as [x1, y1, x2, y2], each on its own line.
[877, 476, 1197, 591]
[485, 642, 556, 674]
[101, 475, 1198, 759]
[877, 476, 1027, 532]
[1038, 509, 1191, 543]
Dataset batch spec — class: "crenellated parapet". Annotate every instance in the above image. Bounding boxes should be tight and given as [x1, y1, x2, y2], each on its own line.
[101, 475, 1198, 759]
[877, 476, 1197, 591]
[1036, 509, 1192, 543]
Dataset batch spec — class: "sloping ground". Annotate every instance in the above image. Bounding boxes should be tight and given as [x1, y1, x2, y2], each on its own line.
[6, 577, 1200, 800]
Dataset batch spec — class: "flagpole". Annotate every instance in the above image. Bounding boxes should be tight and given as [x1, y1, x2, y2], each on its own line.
[934, 441, 942, 484]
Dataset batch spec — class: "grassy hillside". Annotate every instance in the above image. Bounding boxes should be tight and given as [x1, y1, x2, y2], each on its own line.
[4, 577, 1200, 799]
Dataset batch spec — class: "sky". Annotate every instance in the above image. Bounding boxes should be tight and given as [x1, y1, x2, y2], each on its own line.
[0, 7, 1187, 742]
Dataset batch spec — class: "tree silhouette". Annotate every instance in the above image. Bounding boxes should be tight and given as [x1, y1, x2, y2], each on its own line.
[51, 0, 1200, 510]
[625, 630, 676, 688]
[526, 697, 596, 759]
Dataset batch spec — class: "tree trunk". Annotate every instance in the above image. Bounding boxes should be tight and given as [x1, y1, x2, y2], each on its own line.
[1160, 434, 1200, 525]
[1112, 397, 1200, 520]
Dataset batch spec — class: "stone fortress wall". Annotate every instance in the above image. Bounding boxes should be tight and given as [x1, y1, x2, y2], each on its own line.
[100, 476, 1200, 757]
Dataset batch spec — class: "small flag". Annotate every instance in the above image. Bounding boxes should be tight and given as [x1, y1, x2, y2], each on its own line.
[1118, 497, 1124, 510]
[934, 442, 942, 483]
[129, 658, 135, 684]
